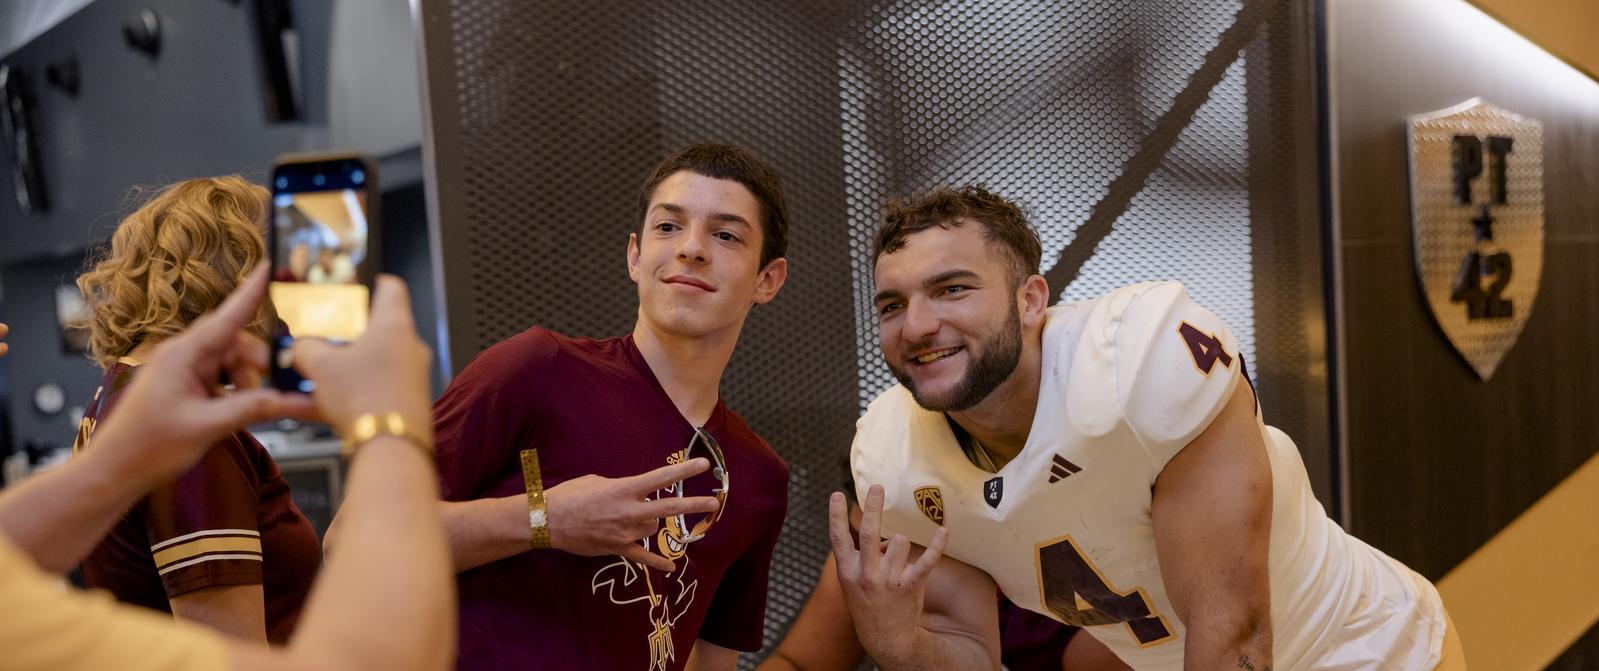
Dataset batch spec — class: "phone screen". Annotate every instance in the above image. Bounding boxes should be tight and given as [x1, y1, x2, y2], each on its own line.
[269, 156, 377, 392]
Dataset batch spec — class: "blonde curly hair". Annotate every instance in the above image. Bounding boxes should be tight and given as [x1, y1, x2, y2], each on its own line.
[77, 176, 272, 369]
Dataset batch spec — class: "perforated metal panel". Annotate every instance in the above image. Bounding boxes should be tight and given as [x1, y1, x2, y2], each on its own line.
[419, 0, 1324, 664]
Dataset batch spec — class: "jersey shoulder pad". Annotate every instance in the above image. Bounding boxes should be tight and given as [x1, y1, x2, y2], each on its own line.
[1072, 282, 1241, 467]
[851, 385, 918, 504]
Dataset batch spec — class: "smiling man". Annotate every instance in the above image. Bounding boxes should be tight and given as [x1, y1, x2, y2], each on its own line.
[833, 185, 1463, 670]
[425, 145, 793, 671]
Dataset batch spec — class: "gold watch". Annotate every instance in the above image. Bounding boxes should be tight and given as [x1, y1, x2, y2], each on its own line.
[520, 449, 551, 549]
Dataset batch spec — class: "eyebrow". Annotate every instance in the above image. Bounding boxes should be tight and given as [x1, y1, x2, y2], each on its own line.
[873, 268, 981, 305]
[651, 203, 753, 228]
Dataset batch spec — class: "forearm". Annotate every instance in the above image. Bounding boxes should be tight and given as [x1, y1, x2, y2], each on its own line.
[870, 626, 997, 671]
[440, 496, 533, 571]
[170, 584, 269, 642]
[0, 450, 152, 573]
[755, 655, 801, 671]
[286, 438, 454, 671]
[1183, 616, 1272, 671]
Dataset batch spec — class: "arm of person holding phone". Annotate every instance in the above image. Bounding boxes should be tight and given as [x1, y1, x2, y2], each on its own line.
[1, 268, 455, 671]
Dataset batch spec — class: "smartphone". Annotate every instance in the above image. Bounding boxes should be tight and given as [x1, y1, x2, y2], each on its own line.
[268, 153, 379, 392]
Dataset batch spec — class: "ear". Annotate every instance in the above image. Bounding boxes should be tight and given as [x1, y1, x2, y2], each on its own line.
[751, 257, 789, 305]
[626, 232, 642, 284]
[1018, 274, 1050, 329]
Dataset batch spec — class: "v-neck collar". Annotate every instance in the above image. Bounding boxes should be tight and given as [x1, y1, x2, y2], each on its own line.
[620, 333, 727, 434]
[907, 312, 1059, 513]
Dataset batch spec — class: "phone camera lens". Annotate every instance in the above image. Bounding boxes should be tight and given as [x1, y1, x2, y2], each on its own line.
[351, 169, 365, 185]
[313, 174, 326, 186]
[275, 176, 288, 189]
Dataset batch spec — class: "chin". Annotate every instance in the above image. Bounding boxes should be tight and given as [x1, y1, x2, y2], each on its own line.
[645, 309, 722, 339]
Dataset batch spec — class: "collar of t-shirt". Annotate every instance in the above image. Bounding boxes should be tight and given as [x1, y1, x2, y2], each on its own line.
[619, 333, 729, 434]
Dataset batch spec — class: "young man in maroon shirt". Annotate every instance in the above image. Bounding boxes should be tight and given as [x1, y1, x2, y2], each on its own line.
[428, 144, 792, 671]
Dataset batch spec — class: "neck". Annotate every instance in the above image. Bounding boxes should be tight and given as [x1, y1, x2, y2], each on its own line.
[125, 339, 163, 364]
[946, 334, 1043, 469]
[630, 317, 740, 427]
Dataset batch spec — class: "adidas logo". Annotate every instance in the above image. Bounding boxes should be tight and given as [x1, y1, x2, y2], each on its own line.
[1048, 454, 1083, 483]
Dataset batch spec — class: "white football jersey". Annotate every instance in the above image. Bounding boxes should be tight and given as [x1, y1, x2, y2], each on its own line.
[853, 282, 1446, 670]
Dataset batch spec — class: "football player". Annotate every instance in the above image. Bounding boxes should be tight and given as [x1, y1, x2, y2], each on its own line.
[832, 186, 1465, 669]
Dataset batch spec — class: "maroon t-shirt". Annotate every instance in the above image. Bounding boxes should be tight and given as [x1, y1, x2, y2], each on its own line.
[999, 595, 1079, 670]
[75, 360, 322, 644]
[434, 328, 790, 671]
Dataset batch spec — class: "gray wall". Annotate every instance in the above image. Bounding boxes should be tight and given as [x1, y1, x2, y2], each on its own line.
[0, 0, 428, 461]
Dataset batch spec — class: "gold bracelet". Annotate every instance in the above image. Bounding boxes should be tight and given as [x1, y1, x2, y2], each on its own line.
[520, 449, 551, 549]
[342, 412, 433, 460]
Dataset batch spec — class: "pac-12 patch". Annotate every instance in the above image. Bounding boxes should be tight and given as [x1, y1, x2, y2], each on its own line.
[913, 486, 945, 525]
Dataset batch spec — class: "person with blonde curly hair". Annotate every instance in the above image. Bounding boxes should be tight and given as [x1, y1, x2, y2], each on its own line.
[71, 176, 322, 644]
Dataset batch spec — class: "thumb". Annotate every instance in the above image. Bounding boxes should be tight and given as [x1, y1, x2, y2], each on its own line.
[202, 389, 294, 433]
[291, 337, 337, 380]
[618, 544, 675, 573]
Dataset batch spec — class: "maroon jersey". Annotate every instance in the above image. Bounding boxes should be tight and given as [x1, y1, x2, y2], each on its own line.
[74, 360, 322, 644]
[435, 329, 790, 671]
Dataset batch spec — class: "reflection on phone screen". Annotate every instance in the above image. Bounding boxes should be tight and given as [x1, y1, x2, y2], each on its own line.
[270, 184, 370, 391]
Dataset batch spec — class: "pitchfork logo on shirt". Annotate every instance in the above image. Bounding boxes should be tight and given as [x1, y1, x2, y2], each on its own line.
[590, 453, 703, 671]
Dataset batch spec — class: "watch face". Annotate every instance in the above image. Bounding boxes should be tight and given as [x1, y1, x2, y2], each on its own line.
[33, 382, 65, 415]
[528, 509, 547, 528]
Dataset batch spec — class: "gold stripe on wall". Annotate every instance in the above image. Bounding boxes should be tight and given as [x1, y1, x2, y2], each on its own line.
[1438, 450, 1599, 670]
[1466, 0, 1599, 83]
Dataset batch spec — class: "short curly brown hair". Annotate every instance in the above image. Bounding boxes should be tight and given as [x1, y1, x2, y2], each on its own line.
[873, 184, 1043, 287]
[76, 176, 272, 369]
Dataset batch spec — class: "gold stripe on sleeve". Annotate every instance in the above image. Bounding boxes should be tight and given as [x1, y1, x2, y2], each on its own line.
[151, 535, 264, 569]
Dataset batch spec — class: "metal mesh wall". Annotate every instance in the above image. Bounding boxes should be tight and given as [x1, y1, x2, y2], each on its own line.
[419, 0, 1323, 664]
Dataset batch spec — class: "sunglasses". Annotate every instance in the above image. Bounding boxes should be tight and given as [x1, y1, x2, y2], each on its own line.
[674, 427, 730, 544]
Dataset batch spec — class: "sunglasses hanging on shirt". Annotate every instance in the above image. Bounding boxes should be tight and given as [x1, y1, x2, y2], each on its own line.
[674, 427, 729, 544]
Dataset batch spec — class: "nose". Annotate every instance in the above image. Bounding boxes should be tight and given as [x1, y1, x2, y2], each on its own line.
[676, 225, 710, 264]
[901, 296, 940, 343]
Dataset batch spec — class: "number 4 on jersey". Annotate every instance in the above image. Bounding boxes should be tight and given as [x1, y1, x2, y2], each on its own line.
[1178, 322, 1234, 375]
[1037, 535, 1175, 646]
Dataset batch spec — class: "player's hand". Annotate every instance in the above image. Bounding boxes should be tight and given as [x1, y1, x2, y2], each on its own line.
[293, 274, 434, 444]
[87, 265, 319, 485]
[0, 322, 9, 358]
[544, 458, 723, 572]
[828, 485, 949, 664]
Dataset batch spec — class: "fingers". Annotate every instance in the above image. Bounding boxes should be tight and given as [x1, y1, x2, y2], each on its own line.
[639, 495, 721, 518]
[618, 543, 675, 573]
[188, 264, 270, 355]
[222, 333, 269, 390]
[203, 389, 302, 430]
[858, 484, 886, 570]
[366, 275, 415, 333]
[291, 337, 336, 380]
[827, 492, 860, 568]
[902, 526, 949, 586]
[627, 458, 710, 492]
[883, 533, 911, 576]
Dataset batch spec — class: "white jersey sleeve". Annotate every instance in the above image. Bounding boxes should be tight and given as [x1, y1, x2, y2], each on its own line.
[1085, 282, 1243, 470]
